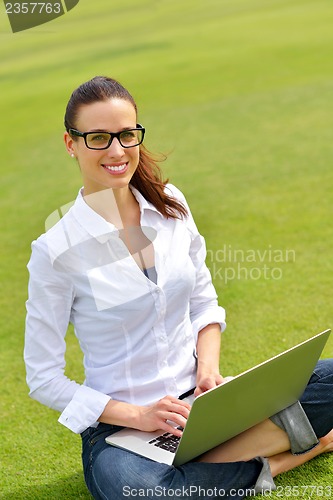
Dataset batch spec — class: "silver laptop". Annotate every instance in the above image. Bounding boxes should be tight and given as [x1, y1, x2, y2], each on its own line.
[106, 329, 331, 466]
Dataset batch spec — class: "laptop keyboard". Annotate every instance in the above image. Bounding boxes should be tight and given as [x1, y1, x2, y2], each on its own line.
[148, 432, 181, 453]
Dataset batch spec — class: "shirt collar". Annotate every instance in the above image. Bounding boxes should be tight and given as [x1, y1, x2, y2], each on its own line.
[72, 189, 116, 243]
[71, 187, 162, 243]
[130, 185, 163, 217]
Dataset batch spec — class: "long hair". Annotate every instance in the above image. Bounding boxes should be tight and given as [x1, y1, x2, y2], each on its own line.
[64, 76, 188, 219]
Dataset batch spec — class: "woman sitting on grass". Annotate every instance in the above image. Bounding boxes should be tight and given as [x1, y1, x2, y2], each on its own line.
[24, 76, 333, 499]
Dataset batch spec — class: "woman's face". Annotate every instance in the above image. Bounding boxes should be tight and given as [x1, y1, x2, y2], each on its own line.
[64, 98, 140, 195]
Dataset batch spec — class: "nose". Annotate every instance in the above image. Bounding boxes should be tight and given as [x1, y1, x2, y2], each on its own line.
[106, 137, 125, 158]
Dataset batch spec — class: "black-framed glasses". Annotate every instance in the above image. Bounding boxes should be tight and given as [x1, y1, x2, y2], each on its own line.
[68, 124, 145, 150]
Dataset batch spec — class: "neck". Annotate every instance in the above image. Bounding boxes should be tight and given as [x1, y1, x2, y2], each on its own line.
[83, 186, 139, 228]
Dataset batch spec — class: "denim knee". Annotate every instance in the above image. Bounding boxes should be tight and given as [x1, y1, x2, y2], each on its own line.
[300, 359, 333, 437]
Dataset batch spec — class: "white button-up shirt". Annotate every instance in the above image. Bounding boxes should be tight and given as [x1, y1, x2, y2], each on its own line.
[24, 184, 226, 433]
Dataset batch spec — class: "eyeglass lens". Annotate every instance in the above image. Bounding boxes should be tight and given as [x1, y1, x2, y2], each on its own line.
[86, 129, 143, 149]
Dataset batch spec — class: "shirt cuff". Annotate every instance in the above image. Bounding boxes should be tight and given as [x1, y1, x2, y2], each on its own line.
[192, 307, 226, 341]
[58, 385, 111, 434]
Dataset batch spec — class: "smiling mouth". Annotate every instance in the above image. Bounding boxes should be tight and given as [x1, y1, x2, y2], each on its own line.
[102, 162, 128, 174]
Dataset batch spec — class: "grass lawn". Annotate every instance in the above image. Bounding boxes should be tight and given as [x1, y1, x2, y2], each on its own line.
[1, 0, 333, 498]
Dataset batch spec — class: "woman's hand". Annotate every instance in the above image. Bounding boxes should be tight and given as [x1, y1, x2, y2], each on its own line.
[138, 395, 191, 437]
[194, 370, 224, 397]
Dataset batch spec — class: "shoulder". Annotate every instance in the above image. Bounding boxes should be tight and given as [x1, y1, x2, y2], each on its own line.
[28, 207, 80, 284]
[164, 183, 201, 237]
[164, 183, 192, 215]
[30, 201, 78, 266]
[37, 204, 75, 241]
[164, 183, 187, 203]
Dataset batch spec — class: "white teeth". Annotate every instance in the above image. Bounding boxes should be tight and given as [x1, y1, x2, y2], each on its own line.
[104, 163, 127, 172]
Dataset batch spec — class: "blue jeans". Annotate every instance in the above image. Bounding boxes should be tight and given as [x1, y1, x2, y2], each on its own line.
[81, 359, 333, 499]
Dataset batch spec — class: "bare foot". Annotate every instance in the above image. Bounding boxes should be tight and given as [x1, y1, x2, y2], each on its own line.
[319, 428, 333, 453]
[269, 429, 333, 477]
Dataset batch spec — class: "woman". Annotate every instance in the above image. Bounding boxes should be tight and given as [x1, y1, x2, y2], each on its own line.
[24, 76, 333, 499]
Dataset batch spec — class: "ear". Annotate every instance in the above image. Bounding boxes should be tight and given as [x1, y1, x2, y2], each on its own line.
[64, 131, 76, 158]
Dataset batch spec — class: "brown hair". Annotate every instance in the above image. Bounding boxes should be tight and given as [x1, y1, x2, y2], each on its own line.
[64, 76, 188, 219]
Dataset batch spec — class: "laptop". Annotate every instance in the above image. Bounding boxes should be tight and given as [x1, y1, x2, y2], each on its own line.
[105, 329, 331, 466]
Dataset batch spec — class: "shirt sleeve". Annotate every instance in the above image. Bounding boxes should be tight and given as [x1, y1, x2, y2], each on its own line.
[188, 226, 226, 339]
[24, 237, 111, 433]
[166, 184, 226, 341]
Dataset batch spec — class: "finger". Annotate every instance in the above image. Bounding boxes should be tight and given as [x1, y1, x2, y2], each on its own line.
[194, 386, 202, 397]
[165, 395, 192, 411]
[194, 378, 221, 396]
[194, 381, 214, 395]
[171, 400, 191, 416]
[159, 403, 190, 424]
[158, 415, 187, 437]
[159, 396, 191, 414]
[157, 404, 189, 428]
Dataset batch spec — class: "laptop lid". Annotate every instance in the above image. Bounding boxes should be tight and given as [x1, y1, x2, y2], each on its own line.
[174, 329, 330, 465]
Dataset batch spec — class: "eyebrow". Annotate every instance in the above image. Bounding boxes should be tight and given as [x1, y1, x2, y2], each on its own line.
[87, 127, 135, 133]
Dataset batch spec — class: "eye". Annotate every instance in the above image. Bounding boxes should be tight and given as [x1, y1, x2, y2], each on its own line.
[86, 133, 111, 148]
[121, 131, 136, 140]
[90, 133, 110, 142]
[120, 131, 138, 146]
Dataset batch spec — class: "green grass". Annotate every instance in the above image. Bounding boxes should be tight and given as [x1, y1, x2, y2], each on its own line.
[1, 0, 333, 498]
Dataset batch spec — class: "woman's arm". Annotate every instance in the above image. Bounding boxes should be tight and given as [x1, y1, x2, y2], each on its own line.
[194, 323, 224, 396]
[25, 237, 110, 434]
[166, 187, 226, 396]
